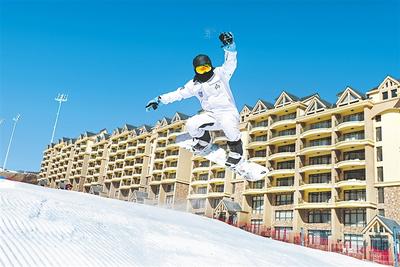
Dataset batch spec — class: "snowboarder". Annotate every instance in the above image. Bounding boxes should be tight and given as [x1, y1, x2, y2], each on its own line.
[145, 32, 243, 167]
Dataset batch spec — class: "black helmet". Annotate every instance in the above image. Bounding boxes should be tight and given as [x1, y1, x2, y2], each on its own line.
[193, 54, 212, 68]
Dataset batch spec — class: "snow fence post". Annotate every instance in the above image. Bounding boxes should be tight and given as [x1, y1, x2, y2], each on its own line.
[394, 226, 399, 267]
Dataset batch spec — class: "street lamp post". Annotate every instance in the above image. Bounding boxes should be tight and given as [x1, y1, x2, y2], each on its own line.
[2, 114, 21, 170]
[50, 93, 68, 143]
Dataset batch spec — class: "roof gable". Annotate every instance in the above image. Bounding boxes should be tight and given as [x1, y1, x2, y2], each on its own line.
[275, 91, 298, 107]
[305, 96, 329, 115]
[336, 86, 363, 106]
[362, 215, 400, 235]
[252, 99, 272, 114]
[377, 75, 399, 91]
[240, 104, 252, 115]
[171, 112, 189, 123]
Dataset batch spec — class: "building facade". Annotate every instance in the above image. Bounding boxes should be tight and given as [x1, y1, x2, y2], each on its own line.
[38, 75, 400, 248]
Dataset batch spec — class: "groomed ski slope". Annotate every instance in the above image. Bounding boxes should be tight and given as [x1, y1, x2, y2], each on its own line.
[0, 180, 381, 267]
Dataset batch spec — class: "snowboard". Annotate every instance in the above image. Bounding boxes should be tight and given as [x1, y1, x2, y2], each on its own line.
[176, 132, 269, 181]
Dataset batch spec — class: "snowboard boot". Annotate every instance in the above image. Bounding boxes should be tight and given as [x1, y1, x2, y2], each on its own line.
[226, 139, 244, 167]
[192, 131, 212, 154]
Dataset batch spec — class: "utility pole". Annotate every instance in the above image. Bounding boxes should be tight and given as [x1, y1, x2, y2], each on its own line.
[50, 93, 68, 143]
[2, 114, 21, 170]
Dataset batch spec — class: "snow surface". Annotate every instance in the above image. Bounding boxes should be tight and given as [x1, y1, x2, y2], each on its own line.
[0, 180, 381, 267]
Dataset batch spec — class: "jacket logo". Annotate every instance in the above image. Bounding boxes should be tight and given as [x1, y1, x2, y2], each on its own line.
[198, 90, 203, 98]
[215, 84, 220, 90]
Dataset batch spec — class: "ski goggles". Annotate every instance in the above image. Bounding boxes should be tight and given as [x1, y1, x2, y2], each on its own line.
[195, 64, 212, 74]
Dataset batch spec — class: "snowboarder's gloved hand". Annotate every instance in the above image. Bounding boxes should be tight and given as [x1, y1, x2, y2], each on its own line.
[145, 96, 161, 111]
[219, 32, 236, 52]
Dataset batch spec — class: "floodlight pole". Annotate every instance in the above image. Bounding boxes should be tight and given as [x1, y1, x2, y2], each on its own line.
[50, 93, 68, 143]
[2, 114, 21, 170]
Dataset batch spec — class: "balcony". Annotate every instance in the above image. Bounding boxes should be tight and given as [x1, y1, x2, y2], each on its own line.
[299, 142, 333, 155]
[270, 115, 296, 130]
[191, 177, 209, 185]
[247, 135, 268, 149]
[335, 135, 370, 149]
[299, 181, 332, 191]
[334, 197, 376, 209]
[335, 179, 366, 189]
[268, 132, 296, 145]
[268, 150, 295, 161]
[135, 139, 145, 147]
[125, 154, 135, 160]
[296, 198, 334, 209]
[162, 175, 177, 183]
[168, 129, 182, 138]
[188, 191, 207, 199]
[243, 183, 266, 195]
[207, 190, 228, 198]
[111, 176, 122, 182]
[335, 159, 365, 170]
[214, 131, 227, 143]
[152, 167, 163, 174]
[209, 176, 225, 184]
[335, 118, 364, 132]
[249, 121, 268, 134]
[116, 157, 125, 163]
[268, 167, 295, 177]
[155, 143, 167, 151]
[163, 164, 178, 172]
[192, 162, 210, 173]
[299, 163, 331, 173]
[300, 123, 332, 139]
[157, 133, 168, 141]
[149, 177, 162, 185]
[154, 157, 164, 163]
[165, 152, 179, 160]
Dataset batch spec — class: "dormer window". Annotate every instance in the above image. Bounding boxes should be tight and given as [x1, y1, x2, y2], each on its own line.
[382, 92, 388, 100]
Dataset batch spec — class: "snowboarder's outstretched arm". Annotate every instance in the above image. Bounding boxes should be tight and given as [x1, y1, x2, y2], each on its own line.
[219, 32, 237, 81]
[145, 80, 195, 111]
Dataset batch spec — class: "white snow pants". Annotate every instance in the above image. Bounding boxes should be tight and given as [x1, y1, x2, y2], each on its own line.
[185, 110, 241, 142]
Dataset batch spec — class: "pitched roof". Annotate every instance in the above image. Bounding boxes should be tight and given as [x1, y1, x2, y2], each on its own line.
[378, 215, 400, 232]
[300, 93, 319, 101]
[336, 87, 366, 99]
[221, 199, 242, 212]
[259, 99, 274, 109]
[285, 91, 300, 101]
[176, 112, 190, 120]
[124, 124, 136, 131]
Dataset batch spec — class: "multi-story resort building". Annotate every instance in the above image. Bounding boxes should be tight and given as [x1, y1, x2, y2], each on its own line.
[38, 75, 400, 253]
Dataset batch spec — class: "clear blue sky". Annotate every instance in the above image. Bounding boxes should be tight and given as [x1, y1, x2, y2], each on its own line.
[0, 0, 399, 171]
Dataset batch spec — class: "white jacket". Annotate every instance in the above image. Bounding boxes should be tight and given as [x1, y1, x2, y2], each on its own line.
[159, 50, 238, 114]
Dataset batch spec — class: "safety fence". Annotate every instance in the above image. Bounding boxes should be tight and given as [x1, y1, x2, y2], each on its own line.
[225, 222, 399, 266]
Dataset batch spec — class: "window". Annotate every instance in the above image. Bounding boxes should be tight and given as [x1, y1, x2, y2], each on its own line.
[344, 209, 366, 227]
[382, 91, 388, 100]
[277, 144, 295, 153]
[191, 199, 205, 209]
[377, 147, 383, 161]
[250, 219, 263, 233]
[278, 113, 296, 121]
[250, 180, 265, 189]
[310, 120, 331, 130]
[344, 169, 365, 180]
[344, 189, 366, 201]
[340, 131, 365, 141]
[210, 198, 221, 208]
[344, 234, 364, 251]
[277, 160, 295, 169]
[216, 171, 225, 178]
[309, 137, 331, 147]
[376, 127, 382, 142]
[166, 195, 174, 205]
[343, 150, 365, 161]
[371, 236, 389, 250]
[252, 196, 264, 214]
[308, 230, 331, 245]
[197, 186, 207, 194]
[375, 115, 381, 122]
[276, 176, 294, 186]
[276, 128, 296, 137]
[165, 184, 175, 192]
[308, 210, 331, 223]
[309, 155, 331, 165]
[254, 150, 267, 157]
[377, 167, 384, 182]
[309, 173, 331, 183]
[342, 113, 364, 122]
[378, 209, 385, 216]
[391, 89, 398, 98]
[275, 227, 293, 237]
[275, 210, 293, 221]
[275, 193, 293, 205]
[378, 188, 384, 203]
[309, 192, 331, 203]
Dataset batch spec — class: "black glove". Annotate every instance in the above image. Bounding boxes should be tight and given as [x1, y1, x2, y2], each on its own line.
[145, 96, 161, 111]
[219, 32, 234, 47]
